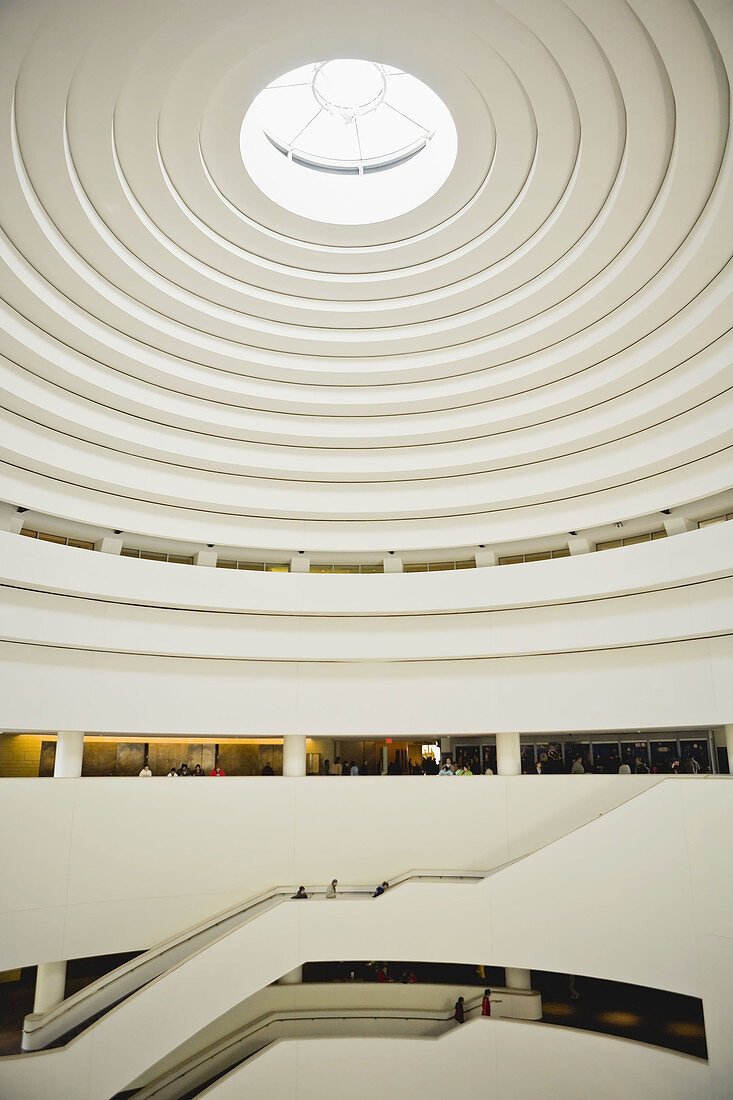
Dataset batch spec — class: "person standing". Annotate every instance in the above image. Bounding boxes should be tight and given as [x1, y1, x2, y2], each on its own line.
[332, 757, 342, 776]
[454, 996, 465, 1024]
[349, 761, 359, 776]
[482, 988, 502, 1015]
[138, 762, 152, 777]
[325, 879, 338, 899]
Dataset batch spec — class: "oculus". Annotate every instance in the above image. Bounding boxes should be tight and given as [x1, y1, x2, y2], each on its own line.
[241, 59, 457, 224]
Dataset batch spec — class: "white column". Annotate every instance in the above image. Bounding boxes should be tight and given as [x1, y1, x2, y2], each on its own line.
[505, 967, 532, 990]
[383, 554, 403, 573]
[94, 536, 122, 554]
[381, 745, 389, 774]
[475, 549, 497, 567]
[663, 516, 695, 536]
[568, 537, 595, 555]
[194, 549, 217, 567]
[0, 503, 24, 533]
[290, 554, 310, 573]
[278, 966, 303, 984]
[54, 731, 84, 777]
[36, 732, 85, 1011]
[496, 731, 521, 776]
[283, 735, 306, 777]
[33, 961, 67, 1013]
[724, 726, 733, 775]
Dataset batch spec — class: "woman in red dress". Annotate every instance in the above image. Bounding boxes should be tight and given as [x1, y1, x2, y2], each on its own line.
[481, 988, 492, 1016]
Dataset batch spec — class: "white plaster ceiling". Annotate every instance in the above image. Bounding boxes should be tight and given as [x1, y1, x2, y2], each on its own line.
[0, 0, 731, 554]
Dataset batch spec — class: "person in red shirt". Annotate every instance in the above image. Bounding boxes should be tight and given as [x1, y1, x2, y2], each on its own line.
[209, 766, 226, 776]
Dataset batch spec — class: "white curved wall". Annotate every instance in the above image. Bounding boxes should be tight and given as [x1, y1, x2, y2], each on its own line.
[0, 778, 730, 1100]
[0, 775, 664, 969]
[1, 524, 731, 734]
[212, 1025, 712, 1100]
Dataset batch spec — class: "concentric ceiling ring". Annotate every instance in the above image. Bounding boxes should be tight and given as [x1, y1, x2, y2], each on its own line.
[0, 0, 730, 554]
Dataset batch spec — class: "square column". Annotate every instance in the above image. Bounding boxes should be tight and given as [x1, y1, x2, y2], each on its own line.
[94, 536, 122, 554]
[383, 554, 403, 573]
[475, 549, 498, 567]
[0, 504, 24, 534]
[664, 516, 695, 536]
[194, 549, 217, 567]
[568, 537, 595, 555]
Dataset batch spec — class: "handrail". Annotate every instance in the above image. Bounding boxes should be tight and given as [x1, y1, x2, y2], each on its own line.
[122, 990, 520, 1100]
[21, 870, 485, 1051]
[22, 778, 672, 1053]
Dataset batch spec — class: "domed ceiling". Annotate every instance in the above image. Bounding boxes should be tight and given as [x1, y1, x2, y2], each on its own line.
[0, 0, 731, 555]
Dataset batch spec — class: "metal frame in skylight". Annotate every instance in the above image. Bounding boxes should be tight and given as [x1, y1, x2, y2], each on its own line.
[241, 59, 457, 225]
[260, 60, 435, 175]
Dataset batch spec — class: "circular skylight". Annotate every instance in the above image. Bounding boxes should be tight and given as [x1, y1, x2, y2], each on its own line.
[241, 59, 457, 225]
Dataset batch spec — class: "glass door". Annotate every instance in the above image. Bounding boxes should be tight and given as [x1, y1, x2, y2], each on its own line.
[480, 745, 497, 774]
[649, 739, 678, 773]
[679, 738, 710, 774]
[565, 741, 591, 774]
[620, 741, 650, 772]
[590, 742, 621, 773]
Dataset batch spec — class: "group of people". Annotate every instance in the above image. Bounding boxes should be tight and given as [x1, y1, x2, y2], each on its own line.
[567, 754, 702, 776]
[376, 963, 417, 983]
[453, 989, 501, 1023]
[438, 761, 485, 776]
[319, 756, 489, 776]
[322, 759, 373, 776]
[290, 880, 389, 900]
[140, 750, 706, 778]
[139, 762, 227, 777]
